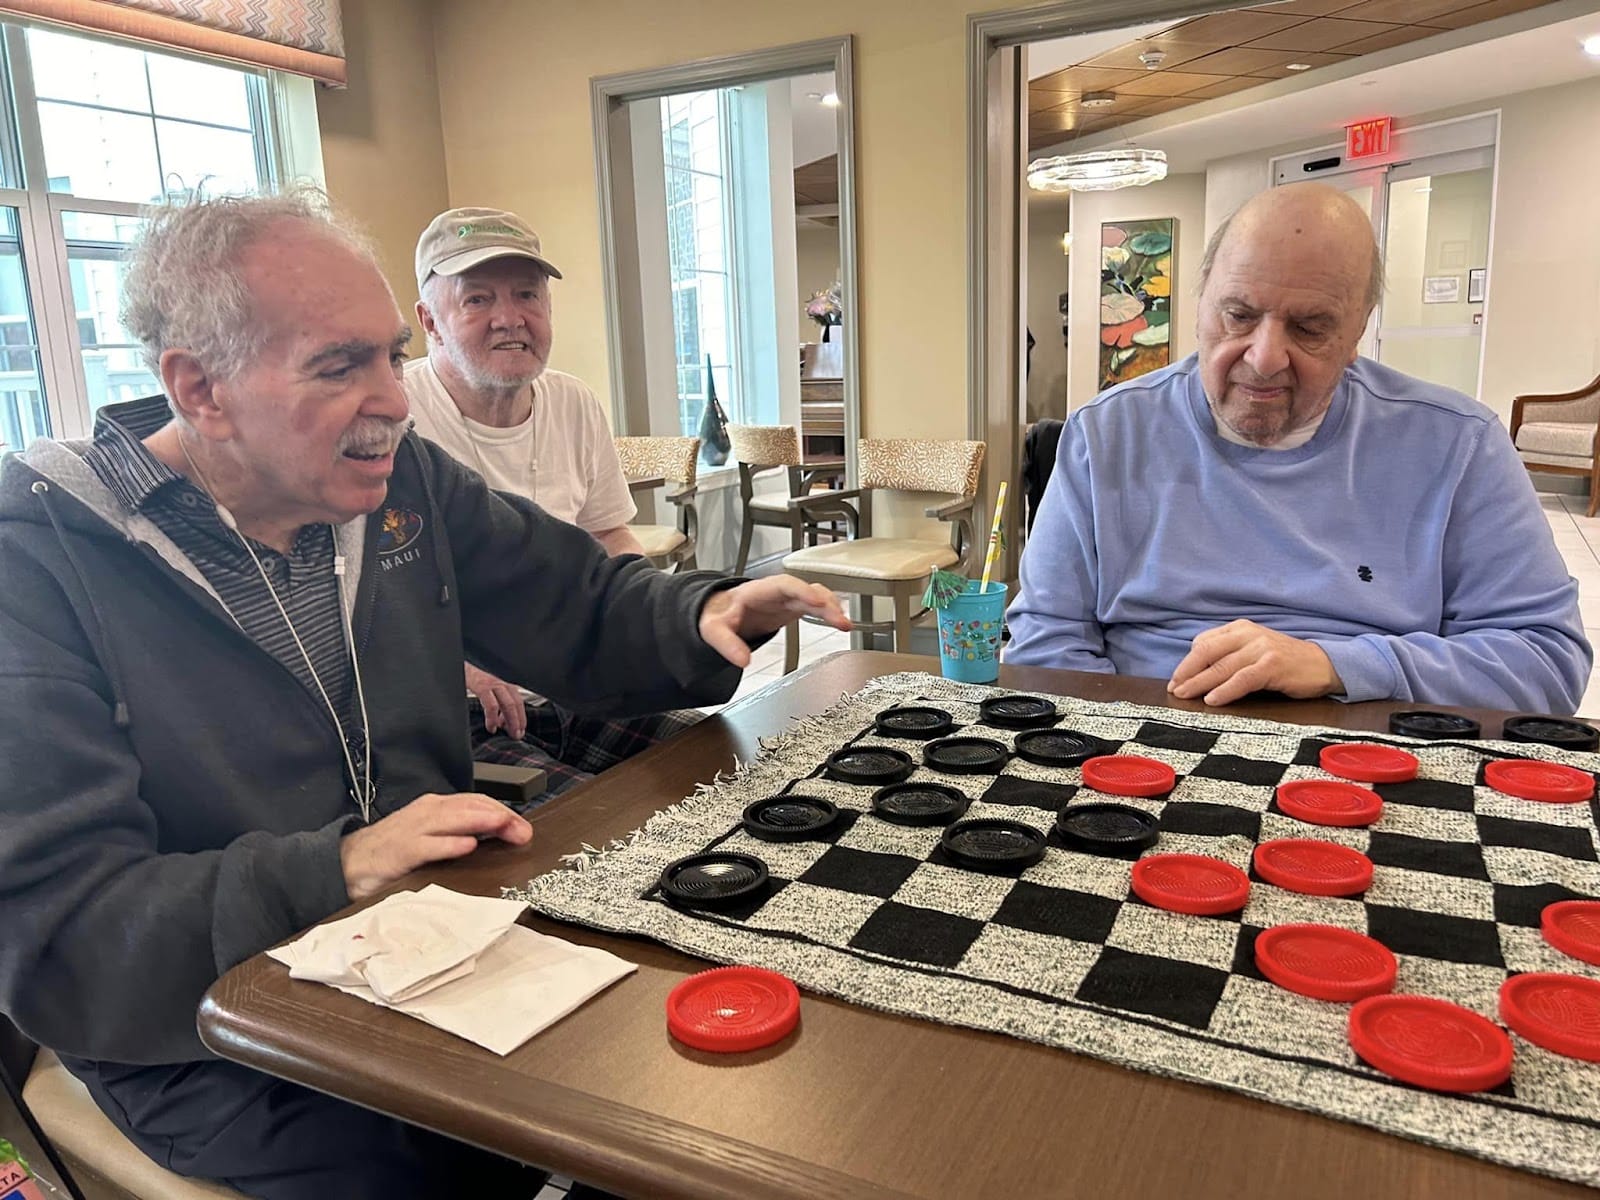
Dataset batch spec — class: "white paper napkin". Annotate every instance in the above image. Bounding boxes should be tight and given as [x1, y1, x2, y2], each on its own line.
[268, 884, 636, 1055]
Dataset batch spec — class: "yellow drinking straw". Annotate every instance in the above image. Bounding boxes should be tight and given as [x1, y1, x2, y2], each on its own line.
[979, 480, 1008, 592]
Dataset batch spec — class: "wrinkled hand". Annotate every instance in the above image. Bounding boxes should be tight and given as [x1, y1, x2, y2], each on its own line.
[700, 576, 851, 668]
[339, 792, 532, 901]
[1168, 619, 1343, 706]
[465, 663, 526, 739]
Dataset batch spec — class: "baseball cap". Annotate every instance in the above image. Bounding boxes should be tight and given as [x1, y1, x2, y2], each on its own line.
[414, 206, 563, 292]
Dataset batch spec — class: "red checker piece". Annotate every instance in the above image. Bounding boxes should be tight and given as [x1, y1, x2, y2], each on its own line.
[1499, 973, 1600, 1063]
[1081, 754, 1176, 798]
[1131, 854, 1250, 916]
[1253, 839, 1374, 897]
[1276, 779, 1384, 828]
[1543, 900, 1600, 967]
[666, 966, 800, 1053]
[1484, 759, 1596, 805]
[1319, 743, 1418, 784]
[1255, 924, 1397, 1002]
[1348, 994, 1513, 1093]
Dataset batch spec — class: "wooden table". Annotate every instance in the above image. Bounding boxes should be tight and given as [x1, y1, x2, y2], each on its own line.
[198, 652, 1590, 1200]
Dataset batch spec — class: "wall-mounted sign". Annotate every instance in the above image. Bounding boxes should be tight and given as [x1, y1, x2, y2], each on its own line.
[1423, 275, 1461, 304]
[1346, 117, 1393, 160]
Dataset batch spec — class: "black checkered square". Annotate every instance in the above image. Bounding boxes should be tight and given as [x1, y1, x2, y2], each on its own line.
[848, 901, 986, 967]
[1187, 753, 1290, 788]
[979, 775, 1077, 810]
[1159, 801, 1262, 840]
[1134, 720, 1220, 755]
[1374, 777, 1478, 813]
[799, 846, 921, 898]
[1366, 830, 1488, 880]
[1365, 904, 1504, 967]
[1074, 946, 1231, 1028]
[991, 881, 1121, 943]
[1478, 814, 1597, 861]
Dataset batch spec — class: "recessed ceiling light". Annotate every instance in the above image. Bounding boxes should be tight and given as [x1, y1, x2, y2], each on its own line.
[821, 91, 841, 107]
[1583, 34, 1600, 57]
[1285, 62, 1313, 71]
[1081, 91, 1117, 109]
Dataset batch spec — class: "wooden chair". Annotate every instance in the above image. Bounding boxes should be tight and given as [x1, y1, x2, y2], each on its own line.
[779, 438, 986, 672]
[613, 436, 700, 571]
[1, 1015, 243, 1199]
[1510, 373, 1600, 516]
[725, 423, 850, 574]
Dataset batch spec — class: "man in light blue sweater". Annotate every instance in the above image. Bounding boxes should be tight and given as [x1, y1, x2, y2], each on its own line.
[1007, 183, 1590, 713]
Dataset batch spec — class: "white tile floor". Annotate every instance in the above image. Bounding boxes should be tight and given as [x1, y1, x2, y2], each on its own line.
[1540, 491, 1600, 717]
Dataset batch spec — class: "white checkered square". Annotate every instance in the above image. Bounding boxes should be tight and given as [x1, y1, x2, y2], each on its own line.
[1472, 788, 1595, 826]
[1393, 954, 1504, 1020]
[1242, 886, 1369, 933]
[958, 924, 1103, 1000]
[1116, 745, 1206, 777]
[1003, 756, 1085, 785]
[1027, 849, 1136, 900]
[1143, 832, 1254, 872]
[1498, 925, 1600, 979]
[962, 801, 1056, 836]
[899, 767, 992, 801]
[1504, 1040, 1600, 1120]
[1366, 866, 1496, 921]
[741, 880, 881, 942]
[1482, 845, 1600, 891]
[716, 830, 835, 879]
[1417, 746, 1491, 786]
[1256, 813, 1371, 850]
[833, 815, 943, 860]
[1372, 804, 1478, 843]
[1105, 902, 1242, 970]
[1209, 976, 1357, 1062]
[892, 861, 1017, 921]
[1204, 732, 1303, 763]
[1166, 773, 1271, 811]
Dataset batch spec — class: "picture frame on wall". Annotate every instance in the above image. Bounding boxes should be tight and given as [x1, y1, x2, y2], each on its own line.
[1098, 217, 1174, 390]
[1467, 268, 1486, 304]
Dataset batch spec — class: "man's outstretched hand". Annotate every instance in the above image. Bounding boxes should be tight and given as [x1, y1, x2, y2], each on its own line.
[1168, 619, 1343, 707]
[700, 576, 851, 668]
[340, 792, 532, 901]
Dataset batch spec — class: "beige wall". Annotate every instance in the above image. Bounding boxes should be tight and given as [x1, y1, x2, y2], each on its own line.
[315, 0, 448, 329]
[1025, 194, 1071, 422]
[428, 0, 1022, 440]
[1068, 172, 1207, 412]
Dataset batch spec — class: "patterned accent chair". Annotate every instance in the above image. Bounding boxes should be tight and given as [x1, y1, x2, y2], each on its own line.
[1511, 374, 1600, 516]
[725, 423, 852, 574]
[613, 435, 700, 571]
[779, 438, 987, 672]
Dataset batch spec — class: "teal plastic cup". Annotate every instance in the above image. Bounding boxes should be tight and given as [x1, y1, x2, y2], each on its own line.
[936, 580, 1007, 682]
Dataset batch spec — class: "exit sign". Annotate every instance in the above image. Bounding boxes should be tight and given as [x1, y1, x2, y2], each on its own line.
[1346, 117, 1392, 160]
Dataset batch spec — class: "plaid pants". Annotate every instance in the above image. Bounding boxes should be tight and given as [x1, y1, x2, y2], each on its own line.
[470, 700, 702, 807]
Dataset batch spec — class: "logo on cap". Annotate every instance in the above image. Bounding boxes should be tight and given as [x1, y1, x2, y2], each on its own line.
[456, 222, 522, 239]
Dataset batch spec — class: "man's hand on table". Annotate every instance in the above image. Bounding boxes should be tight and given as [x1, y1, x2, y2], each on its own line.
[340, 792, 532, 901]
[1168, 619, 1343, 706]
[699, 576, 851, 668]
[465, 663, 526, 739]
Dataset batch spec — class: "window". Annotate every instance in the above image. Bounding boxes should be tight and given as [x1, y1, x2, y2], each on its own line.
[0, 23, 283, 449]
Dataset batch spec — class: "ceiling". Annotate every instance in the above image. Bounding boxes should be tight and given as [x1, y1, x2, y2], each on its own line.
[794, 155, 839, 207]
[1027, 0, 1567, 151]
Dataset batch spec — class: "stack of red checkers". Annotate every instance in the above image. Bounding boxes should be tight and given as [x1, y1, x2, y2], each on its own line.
[666, 966, 800, 1053]
[1276, 779, 1384, 827]
[1253, 840, 1374, 897]
[1348, 994, 1514, 1093]
[1541, 900, 1600, 967]
[1499, 974, 1600, 1063]
[1320, 743, 1418, 784]
[1255, 924, 1396, 1002]
[1484, 759, 1596, 805]
[1082, 754, 1176, 797]
[1131, 854, 1249, 915]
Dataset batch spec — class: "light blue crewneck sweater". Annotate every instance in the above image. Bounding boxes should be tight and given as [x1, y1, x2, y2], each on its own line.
[1006, 354, 1591, 712]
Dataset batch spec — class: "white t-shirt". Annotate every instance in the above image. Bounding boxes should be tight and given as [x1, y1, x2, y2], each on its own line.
[402, 358, 636, 533]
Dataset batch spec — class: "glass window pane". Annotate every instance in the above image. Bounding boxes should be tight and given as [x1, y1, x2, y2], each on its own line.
[62, 212, 161, 416]
[0, 209, 50, 448]
[156, 120, 261, 198]
[148, 56, 253, 128]
[27, 28, 150, 111]
[39, 102, 160, 202]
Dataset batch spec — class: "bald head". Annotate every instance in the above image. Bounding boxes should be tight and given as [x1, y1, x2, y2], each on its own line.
[1194, 184, 1384, 447]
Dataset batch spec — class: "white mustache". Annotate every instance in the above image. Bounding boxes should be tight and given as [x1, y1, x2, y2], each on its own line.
[337, 418, 408, 456]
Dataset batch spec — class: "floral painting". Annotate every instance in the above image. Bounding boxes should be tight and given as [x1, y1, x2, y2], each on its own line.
[1099, 218, 1174, 390]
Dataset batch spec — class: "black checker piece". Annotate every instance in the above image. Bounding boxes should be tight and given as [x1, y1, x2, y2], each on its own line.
[979, 694, 1061, 730]
[848, 901, 986, 968]
[939, 819, 1047, 873]
[924, 736, 1011, 775]
[1075, 947, 1233, 1029]
[1477, 814, 1597, 861]
[658, 852, 771, 912]
[826, 745, 915, 785]
[1056, 803, 1160, 857]
[1014, 728, 1109, 768]
[1389, 710, 1481, 740]
[1364, 906, 1505, 968]
[872, 782, 968, 826]
[980, 776, 1079, 810]
[874, 706, 957, 739]
[798, 846, 921, 898]
[741, 795, 840, 842]
[1501, 715, 1600, 751]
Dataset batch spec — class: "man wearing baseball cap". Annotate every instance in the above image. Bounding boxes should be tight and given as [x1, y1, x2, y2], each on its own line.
[404, 206, 698, 799]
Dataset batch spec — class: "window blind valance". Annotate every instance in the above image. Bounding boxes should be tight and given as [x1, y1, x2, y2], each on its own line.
[0, 0, 345, 86]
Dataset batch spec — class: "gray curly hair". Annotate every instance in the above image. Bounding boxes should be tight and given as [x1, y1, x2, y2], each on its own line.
[120, 188, 380, 382]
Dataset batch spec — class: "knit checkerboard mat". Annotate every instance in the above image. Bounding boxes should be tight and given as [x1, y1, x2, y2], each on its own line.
[512, 673, 1600, 1187]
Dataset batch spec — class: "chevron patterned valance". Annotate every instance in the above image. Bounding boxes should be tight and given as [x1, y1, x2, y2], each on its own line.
[0, 0, 345, 85]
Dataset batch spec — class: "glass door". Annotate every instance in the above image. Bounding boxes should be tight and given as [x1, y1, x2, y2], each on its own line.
[1374, 147, 1494, 401]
